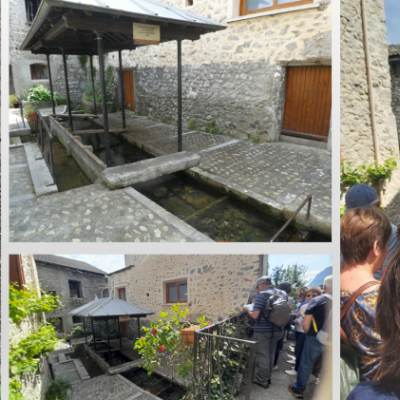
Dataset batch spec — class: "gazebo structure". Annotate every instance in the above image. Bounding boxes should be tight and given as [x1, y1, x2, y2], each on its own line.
[19, 0, 226, 166]
[69, 295, 154, 364]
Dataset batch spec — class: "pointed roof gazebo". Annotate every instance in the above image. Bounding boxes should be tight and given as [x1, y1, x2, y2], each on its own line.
[19, 0, 227, 166]
[69, 294, 154, 362]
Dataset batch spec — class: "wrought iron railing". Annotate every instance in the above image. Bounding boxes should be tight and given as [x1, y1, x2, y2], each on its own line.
[193, 313, 257, 400]
[36, 110, 55, 178]
[270, 194, 312, 242]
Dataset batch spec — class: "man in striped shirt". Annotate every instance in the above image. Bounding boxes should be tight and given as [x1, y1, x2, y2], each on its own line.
[242, 276, 288, 389]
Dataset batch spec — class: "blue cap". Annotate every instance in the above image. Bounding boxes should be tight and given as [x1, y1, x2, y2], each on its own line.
[345, 184, 378, 211]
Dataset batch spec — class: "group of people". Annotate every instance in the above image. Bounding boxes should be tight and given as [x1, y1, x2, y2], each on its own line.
[243, 274, 332, 399]
[340, 184, 400, 399]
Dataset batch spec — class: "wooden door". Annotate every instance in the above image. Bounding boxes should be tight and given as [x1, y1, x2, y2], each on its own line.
[117, 288, 128, 336]
[281, 66, 331, 141]
[122, 71, 134, 111]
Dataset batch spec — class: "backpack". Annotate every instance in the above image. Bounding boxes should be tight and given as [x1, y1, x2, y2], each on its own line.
[258, 289, 291, 332]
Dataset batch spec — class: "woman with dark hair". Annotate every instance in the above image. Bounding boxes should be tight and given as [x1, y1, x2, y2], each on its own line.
[347, 241, 400, 398]
[340, 208, 392, 382]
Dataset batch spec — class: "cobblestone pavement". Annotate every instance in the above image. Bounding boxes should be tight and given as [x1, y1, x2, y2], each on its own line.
[70, 374, 160, 400]
[237, 341, 318, 400]
[10, 146, 207, 242]
[106, 112, 331, 235]
[9, 111, 331, 241]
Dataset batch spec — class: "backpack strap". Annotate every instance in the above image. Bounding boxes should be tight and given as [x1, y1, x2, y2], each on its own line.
[340, 281, 380, 344]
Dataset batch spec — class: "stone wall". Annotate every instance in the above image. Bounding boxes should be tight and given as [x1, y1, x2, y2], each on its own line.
[105, 0, 331, 142]
[340, 0, 400, 222]
[9, 256, 52, 400]
[35, 262, 108, 333]
[108, 255, 265, 328]
[389, 45, 400, 143]
[9, 0, 86, 104]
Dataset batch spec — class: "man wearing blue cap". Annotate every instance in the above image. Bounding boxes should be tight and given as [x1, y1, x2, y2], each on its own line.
[340, 184, 399, 279]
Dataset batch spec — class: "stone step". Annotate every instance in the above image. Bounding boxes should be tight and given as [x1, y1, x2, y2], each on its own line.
[102, 151, 201, 189]
[73, 359, 90, 380]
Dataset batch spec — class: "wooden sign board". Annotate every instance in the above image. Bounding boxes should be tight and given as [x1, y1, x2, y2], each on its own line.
[119, 316, 130, 322]
[133, 23, 160, 45]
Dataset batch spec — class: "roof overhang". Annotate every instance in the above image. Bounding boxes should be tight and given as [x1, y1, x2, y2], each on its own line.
[21, 0, 226, 55]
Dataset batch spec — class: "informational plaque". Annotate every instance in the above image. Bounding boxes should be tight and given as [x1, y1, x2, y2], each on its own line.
[133, 23, 160, 45]
[119, 316, 130, 322]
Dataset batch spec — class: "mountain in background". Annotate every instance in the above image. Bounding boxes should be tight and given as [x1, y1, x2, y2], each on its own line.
[308, 266, 332, 287]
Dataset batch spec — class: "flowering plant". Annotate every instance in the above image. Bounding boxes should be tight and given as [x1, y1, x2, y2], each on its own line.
[134, 304, 209, 377]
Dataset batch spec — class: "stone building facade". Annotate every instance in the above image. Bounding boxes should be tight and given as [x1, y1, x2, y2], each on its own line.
[102, 0, 332, 148]
[9, 255, 52, 400]
[9, 0, 85, 104]
[34, 255, 108, 334]
[340, 0, 400, 221]
[389, 45, 400, 142]
[108, 254, 267, 339]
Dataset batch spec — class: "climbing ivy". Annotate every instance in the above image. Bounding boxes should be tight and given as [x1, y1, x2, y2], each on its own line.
[340, 158, 398, 186]
[9, 285, 61, 400]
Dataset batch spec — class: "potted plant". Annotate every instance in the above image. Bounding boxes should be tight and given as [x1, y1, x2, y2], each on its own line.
[23, 104, 37, 122]
[180, 315, 210, 345]
[9, 94, 20, 108]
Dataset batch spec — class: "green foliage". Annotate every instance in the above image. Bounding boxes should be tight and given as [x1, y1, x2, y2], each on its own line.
[340, 204, 346, 218]
[23, 104, 36, 119]
[9, 284, 61, 326]
[45, 379, 72, 400]
[341, 158, 398, 186]
[26, 85, 52, 103]
[9, 94, 19, 104]
[53, 92, 67, 106]
[9, 286, 61, 400]
[272, 263, 308, 289]
[161, 118, 171, 124]
[77, 55, 88, 67]
[134, 304, 208, 377]
[188, 120, 196, 130]
[84, 65, 114, 103]
[205, 119, 221, 135]
[70, 326, 91, 337]
[252, 136, 260, 144]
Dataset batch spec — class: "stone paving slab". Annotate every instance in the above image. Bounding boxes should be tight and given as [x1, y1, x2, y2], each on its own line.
[10, 146, 211, 242]
[103, 112, 331, 235]
[71, 374, 161, 400]
[236, 341, 318, 400]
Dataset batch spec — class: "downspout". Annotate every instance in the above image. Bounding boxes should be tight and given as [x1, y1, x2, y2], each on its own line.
[361, 0, 384, 205]
[259, 255, 264, 277]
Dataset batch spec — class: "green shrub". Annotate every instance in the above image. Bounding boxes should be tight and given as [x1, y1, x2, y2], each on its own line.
[253, 136, 260, 143]
[188, 120, 196, 130]
[70, 326, 90, 337]
[45, 379, 71, 400]
[26, 85, 52, 103]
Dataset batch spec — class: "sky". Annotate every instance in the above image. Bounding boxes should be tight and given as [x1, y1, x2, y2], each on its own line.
[268, 254, 332, 285]
[384, 0, 400, 45]
[58, 254, 125, 274]
[58, 254, 332, 281]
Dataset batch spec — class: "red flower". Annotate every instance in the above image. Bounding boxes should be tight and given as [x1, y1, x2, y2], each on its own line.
[207, 321, 211, 325]
[140, 336, 144, 339]
[158, 345, 165, 353]
[151, 329, 157, 335]
[140, 362, 143, 365]
[188, 318, 192, 322]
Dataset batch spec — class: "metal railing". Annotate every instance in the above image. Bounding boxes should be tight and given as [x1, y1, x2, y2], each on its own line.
[193, 313, 257, 400]
[36, 110, 55, 178]
[270, 194, 312, 242]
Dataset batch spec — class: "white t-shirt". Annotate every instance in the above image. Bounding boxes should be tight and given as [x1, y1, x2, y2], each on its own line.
[296, 303, 309, 333]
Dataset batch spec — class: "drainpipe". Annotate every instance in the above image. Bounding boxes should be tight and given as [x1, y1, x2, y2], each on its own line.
[361, 0, 384, 205]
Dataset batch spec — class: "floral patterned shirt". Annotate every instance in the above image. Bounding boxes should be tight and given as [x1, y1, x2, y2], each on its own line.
[340, 288, 382, 381]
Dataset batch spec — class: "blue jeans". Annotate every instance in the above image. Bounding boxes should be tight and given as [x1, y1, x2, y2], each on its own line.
[293, 335, 324, 391]
[294, 332, 306, 372]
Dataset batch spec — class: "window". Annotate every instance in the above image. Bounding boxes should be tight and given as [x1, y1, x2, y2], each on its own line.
[30, 64, 49, 80]
[25, 0, 42, 25]
[240, 0, 313, 16]
[186, 0, 194, 6]
[72, 316, 83, 324]
[166, 280, 187, 303]
[69, 280, 82, 298]
[118, 288, 126, 301]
